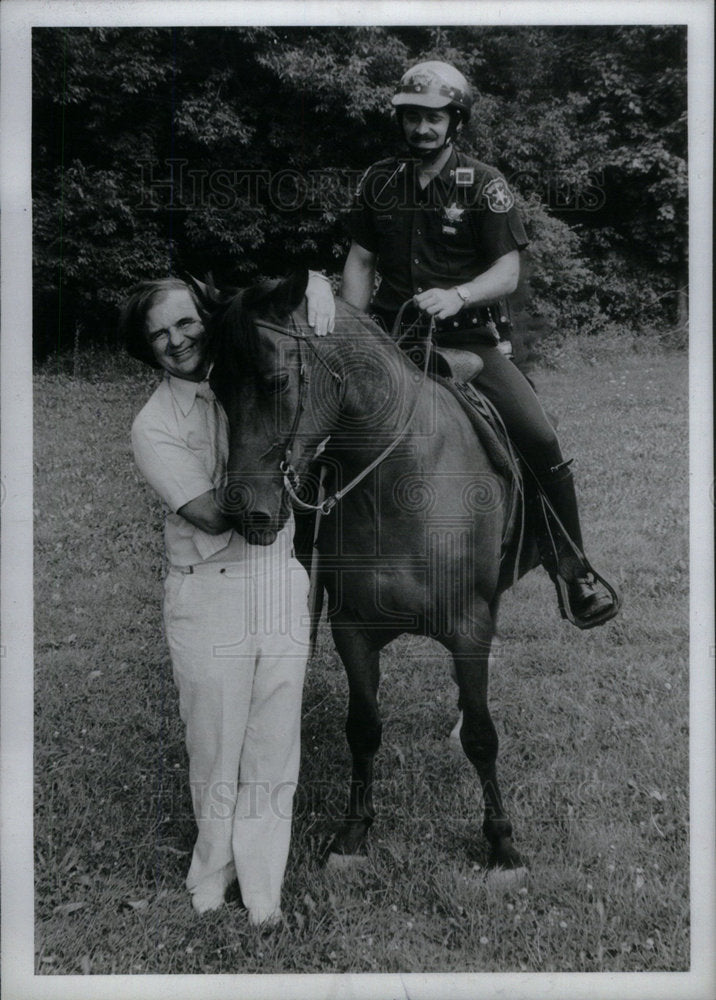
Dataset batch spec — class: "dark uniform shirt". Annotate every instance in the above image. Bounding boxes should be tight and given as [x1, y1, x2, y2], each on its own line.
[347, 146, 565, 486]
[348, 148, 528, 340]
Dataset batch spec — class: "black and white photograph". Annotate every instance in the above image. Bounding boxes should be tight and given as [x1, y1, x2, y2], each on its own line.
[1, 1, 713, 998]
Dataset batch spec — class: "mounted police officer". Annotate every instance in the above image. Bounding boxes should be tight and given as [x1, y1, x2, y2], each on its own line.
[341, 60, 617, 629]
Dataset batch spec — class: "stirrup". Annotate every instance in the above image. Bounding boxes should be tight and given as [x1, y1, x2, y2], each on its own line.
[531, 483, 621, 629]
[554, 565, 621, 629]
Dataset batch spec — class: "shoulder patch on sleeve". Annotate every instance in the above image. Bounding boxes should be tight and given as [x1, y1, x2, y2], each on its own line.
[483, 176, 515, 214]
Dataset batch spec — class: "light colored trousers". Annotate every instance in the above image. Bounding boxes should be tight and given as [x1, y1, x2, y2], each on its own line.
[163, 548, 310, 918]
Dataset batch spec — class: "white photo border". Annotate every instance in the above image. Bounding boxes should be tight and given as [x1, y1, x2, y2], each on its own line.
[2, 2, 713, 999]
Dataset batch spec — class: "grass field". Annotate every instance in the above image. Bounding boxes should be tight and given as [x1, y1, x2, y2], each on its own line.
[33, 333, 689, 975]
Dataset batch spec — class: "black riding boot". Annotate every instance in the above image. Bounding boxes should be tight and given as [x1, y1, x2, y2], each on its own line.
[534, 462, 618, 628]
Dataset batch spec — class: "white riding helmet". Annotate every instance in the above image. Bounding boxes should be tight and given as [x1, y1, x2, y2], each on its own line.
[391, 61, 473, 123]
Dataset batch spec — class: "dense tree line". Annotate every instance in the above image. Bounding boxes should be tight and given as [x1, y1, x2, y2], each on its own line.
[32, 25, 687, 359]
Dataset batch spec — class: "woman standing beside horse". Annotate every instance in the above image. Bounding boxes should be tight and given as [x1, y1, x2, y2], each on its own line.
[121, 272, 334, 925]
[341, 60, 617, 629]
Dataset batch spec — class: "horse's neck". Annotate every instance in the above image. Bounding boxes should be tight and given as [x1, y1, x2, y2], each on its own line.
[328, 324, 433, 457]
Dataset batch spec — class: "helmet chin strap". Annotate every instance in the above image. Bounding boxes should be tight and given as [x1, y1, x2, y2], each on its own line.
[399, 110, 462, 163]
[406, 134, 453, 163]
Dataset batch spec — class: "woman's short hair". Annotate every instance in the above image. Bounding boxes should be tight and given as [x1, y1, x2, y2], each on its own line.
[119, 277, 200, 368]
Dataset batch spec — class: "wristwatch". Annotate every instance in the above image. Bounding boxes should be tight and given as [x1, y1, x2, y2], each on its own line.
[453, 285, 471, 307]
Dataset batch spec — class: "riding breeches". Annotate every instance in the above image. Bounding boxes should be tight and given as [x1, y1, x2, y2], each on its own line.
[465, 343, 563, 473]
[162, 548, 310, 921]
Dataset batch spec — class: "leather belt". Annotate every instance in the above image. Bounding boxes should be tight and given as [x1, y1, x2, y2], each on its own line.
[434, 306, 494, 335]
[373, 303, 495, 339]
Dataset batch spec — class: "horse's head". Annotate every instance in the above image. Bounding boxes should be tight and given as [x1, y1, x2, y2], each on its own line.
[195, 268, 342, 544]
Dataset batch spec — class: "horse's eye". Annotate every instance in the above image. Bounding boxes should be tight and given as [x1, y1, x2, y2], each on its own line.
[264, 372, 290, 395]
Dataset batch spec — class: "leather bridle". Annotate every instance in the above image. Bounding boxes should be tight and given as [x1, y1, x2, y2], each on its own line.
[251, 304, 435, 516]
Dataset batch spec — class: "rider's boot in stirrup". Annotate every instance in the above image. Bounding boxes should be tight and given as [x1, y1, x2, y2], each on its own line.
[534, 461, 618, 629]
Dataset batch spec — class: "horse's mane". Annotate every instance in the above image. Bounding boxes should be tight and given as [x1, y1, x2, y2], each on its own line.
[330, 298, 421, 364]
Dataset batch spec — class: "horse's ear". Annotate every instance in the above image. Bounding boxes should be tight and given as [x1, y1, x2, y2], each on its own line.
[244, 267, 309, 317]
[184, 272, 222, 312]
[280, 267, 310, 310]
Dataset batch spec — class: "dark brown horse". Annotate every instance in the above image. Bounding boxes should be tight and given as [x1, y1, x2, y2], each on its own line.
[201, 269, 538, 874]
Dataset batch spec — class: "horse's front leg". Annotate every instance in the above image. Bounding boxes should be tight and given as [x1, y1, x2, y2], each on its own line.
[448, 604, 525, 873]
[325, 618, 382, 863]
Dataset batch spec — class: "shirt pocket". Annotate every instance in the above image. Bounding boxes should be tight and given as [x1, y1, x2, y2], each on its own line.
[434, 210, 477, 278]
[184, 426, 211, 455]
[183, 424, 217, 481]
[374, 212, 404, 255]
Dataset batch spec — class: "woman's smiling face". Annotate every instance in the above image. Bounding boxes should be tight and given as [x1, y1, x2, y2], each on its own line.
[145, 287, 208, 381]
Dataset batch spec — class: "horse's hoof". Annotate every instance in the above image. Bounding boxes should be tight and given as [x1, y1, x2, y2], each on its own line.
[325, 852, 369, 870]
[486, 865, 529, 890]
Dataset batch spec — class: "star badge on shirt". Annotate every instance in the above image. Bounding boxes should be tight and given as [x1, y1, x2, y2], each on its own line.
[483, 177, 515, 214]
[442, 202, 465, 235]
[444, 203, 466, 223]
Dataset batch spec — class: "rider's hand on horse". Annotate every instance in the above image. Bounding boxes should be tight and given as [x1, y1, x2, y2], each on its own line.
[306, 272, 336, 336]
[413, 286, 464, 321]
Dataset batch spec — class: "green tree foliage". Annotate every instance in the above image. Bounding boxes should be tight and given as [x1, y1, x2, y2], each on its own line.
[32, 25, 687, 359]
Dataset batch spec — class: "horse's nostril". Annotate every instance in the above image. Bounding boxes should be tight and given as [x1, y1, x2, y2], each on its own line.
[239, 511, 278, 546]
[242, 511, 273, 532]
